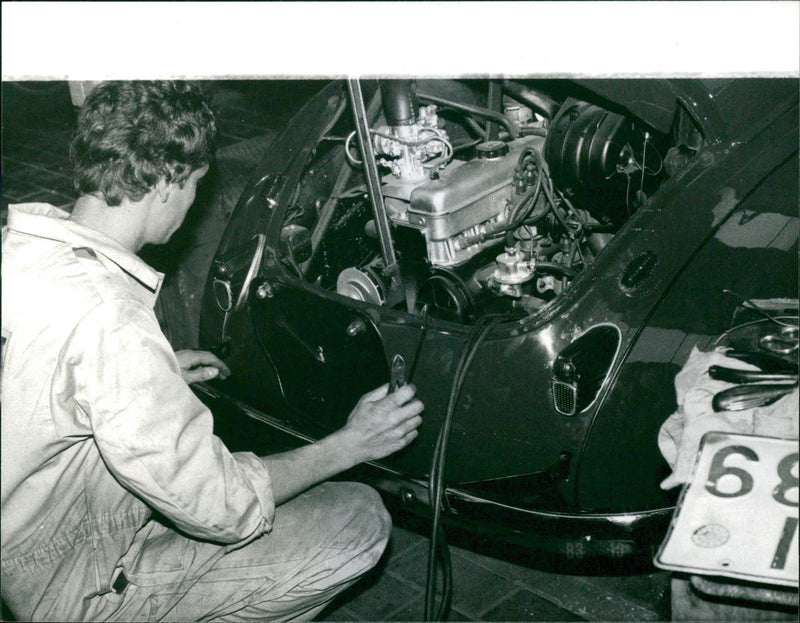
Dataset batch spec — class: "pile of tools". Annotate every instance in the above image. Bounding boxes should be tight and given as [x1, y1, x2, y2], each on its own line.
[711, 343, 798, 412]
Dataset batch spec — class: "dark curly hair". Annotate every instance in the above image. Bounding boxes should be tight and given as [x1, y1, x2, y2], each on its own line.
[70, 81, 217, 206]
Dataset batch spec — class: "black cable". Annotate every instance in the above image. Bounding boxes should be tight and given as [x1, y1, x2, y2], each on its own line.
[555, 188, 590, 231]
[520, 127, 548, 137]
[723, 289, 799, 329]
[508, 168, 545, 229]
[536, 261, 578, 279]
[502, 146, 547, 240]
[453, 138, 484, 155]
[541, 179, 577, 236]
[424, 430, 451, 621]
[424, 314, 503, 620]
[418, 91, 519, 140]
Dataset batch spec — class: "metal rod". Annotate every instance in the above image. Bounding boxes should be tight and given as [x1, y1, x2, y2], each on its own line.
[485, 80, 504, 141]
[346, 78, 398, 268]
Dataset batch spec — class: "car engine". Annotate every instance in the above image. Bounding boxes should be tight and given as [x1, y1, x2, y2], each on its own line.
[296, 79, 673, 323]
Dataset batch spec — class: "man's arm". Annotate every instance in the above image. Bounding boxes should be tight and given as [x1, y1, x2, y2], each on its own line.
[175, 351, 424, 504]
[76, 299, 423, 537]
[261, 384, 423, 504]
[72, 300, 276, 542]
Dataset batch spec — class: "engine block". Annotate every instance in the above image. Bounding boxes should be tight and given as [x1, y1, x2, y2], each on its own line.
[382, 136, 545, 267]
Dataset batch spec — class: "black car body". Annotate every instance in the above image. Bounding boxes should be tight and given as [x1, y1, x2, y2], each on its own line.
[184, 78, 798, 558]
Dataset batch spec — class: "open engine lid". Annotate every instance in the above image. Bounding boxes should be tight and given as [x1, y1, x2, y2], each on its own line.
[574, 79, 681, 134]
[573, 78, 798, 143]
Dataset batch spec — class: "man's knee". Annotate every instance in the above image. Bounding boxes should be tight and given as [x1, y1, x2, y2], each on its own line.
[317, 482, 391, 560]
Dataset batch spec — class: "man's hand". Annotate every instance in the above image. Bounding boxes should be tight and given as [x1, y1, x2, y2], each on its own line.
[262, 383, 424, 504]
[176, 350, 232, 384]
[340, 383, 424, 464]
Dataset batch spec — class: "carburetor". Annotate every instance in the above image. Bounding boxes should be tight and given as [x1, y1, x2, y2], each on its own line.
[372, 104, 450, 181]
[372, 79, 451, 182]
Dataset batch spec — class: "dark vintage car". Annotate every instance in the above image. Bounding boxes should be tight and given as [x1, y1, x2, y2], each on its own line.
[159, 77, 799, 560]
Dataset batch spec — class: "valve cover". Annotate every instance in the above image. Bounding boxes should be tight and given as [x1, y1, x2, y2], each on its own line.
[384, 136, 544, 266]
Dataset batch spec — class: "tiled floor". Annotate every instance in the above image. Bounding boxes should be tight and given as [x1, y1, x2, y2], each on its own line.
[1, 80, 672, 622]
[318, 510, 670, 622]
[2, 85, 78, 219]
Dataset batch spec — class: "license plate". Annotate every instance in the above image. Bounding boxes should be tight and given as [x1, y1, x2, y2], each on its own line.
[655, 432, 798, 587]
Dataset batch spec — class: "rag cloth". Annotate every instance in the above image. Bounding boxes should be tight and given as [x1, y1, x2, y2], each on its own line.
[658, 346, 798, 490]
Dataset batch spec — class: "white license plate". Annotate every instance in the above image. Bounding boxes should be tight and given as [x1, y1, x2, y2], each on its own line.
[655, 432, 798, 587]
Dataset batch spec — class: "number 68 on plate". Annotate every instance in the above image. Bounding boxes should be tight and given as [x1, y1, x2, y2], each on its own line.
[656, 432, 798, 588]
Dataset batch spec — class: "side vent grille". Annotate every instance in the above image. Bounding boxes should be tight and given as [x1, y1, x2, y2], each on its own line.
[553, 380, 578, 416]
[552, 325, 619, 416]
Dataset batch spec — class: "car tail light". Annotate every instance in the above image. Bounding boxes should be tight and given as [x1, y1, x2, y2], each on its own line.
[552, 325, 619, 416]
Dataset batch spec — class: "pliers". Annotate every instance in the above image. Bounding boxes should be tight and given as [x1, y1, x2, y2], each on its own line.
[712, 383, 797, 412]
[390, 354, 407, 393]
[710, 350, 798, 412]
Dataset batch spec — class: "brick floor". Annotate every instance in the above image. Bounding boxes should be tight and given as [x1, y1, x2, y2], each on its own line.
[1, 79, 673, 622]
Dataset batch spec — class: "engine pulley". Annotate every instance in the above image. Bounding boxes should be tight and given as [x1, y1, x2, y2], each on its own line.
[416, 270, 474, 323]
[337, 267, 385, 305]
